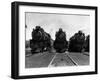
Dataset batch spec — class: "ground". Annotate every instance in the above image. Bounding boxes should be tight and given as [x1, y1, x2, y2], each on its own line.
[25, 48, 89, 68]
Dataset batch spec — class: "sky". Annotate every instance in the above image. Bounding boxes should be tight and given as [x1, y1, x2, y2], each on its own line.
[25, 12, 90, 41]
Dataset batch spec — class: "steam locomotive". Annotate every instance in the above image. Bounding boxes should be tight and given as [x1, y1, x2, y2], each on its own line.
[53, 28, 68, 53]
[30, 26, 51, 54]
[68, 31, 85, 52]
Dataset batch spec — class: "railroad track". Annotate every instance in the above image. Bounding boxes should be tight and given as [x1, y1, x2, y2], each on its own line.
[26, 51, 89, 68]
[48, 52, 79, 67]
[66, 54, 78, 66]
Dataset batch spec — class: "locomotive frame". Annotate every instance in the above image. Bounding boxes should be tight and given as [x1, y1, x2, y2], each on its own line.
[11, 1, 98, 79]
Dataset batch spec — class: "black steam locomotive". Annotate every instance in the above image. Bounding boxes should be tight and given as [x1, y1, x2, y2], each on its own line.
[30, 26, 51, 54]
[53, 28, 68, 53]
[68, 31, 85, 52]
[84, 35, 89, 52]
